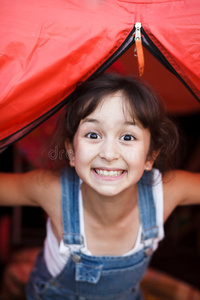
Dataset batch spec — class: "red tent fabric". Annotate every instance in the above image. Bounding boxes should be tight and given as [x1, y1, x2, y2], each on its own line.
[0, 0, 200, 151]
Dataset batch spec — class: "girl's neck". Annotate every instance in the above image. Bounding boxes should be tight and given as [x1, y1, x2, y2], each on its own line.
[81, 182, 138, 226]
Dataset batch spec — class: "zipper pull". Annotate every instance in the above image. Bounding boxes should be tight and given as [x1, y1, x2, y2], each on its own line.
[134, 22, 144, 76]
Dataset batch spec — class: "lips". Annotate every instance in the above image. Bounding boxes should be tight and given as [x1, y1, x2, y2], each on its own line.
[94, 168, 125, 177]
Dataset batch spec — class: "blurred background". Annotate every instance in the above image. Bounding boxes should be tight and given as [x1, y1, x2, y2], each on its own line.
[0, 48, 200, 300]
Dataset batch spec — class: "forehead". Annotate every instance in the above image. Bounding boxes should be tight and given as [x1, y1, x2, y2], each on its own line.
[91, 91, 134, 121]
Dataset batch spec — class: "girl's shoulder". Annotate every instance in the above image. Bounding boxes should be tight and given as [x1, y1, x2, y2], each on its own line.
[24, 168, 61, 212]
[26, 168, 60, 193]
[33, 168, 60, 186]
[162, 170, 200, 222]
[30, 168, 64, 238]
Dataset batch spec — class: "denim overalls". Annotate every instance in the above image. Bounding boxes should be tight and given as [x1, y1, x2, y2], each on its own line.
[26, 167, 159, 300]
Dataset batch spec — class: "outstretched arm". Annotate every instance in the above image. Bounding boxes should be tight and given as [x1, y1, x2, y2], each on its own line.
[0, 169, 60, 208]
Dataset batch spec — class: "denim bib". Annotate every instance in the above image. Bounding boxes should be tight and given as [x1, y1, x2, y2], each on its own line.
[26, 167, 159, 300]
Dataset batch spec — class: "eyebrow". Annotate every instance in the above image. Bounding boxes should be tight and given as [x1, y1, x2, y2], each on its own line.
[81, 118, 100, 124]
[124, 121, 136, 126]
[81, 118, 139, 127]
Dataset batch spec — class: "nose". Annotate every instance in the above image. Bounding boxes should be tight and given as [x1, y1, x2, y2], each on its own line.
[99, 139, 120, 161]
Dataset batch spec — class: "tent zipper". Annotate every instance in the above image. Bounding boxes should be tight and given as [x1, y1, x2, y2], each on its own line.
[134, 22, 144, 76]
[92, 22, 144, 78]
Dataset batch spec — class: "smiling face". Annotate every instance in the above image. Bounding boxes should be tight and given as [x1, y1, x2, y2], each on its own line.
[65, 92, 154, 198]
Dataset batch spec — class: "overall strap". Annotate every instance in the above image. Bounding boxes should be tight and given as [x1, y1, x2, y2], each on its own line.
[60, 167, 83, 245]
[138, 171, 159, 246]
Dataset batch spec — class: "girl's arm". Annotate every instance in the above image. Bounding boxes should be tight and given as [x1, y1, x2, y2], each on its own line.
[0, 169, 60, 208]
[163, 170, 200, 221]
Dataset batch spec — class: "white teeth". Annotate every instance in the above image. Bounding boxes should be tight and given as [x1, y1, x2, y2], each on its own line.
[95, 169, 123, 177]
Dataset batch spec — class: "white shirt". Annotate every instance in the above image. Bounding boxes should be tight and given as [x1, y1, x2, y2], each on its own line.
[44, 169, 164, 276]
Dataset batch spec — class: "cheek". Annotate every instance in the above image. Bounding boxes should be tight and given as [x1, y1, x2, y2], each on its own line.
[73, 142, 95, 163]
[72, 136, 84, 162]
[73, 147, 85, 163]
[124, 147, 148, 163]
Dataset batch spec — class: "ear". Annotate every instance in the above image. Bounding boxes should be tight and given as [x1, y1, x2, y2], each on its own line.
[64, 139, 75, 167]
[144, 150, 160, 171]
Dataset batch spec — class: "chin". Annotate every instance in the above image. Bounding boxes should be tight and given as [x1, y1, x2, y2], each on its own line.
[94, 187, 124, 198]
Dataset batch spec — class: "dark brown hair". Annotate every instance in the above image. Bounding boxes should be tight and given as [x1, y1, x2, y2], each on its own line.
[51, 73, 179, 174]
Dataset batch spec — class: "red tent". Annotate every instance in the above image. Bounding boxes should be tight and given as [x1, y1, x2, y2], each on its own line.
[1, 0, 200, 151]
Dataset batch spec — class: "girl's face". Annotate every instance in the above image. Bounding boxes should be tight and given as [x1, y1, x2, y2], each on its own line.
[66, 92, 155, 198]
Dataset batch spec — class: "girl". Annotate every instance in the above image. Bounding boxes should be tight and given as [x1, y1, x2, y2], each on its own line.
[0, 73, 200, 300]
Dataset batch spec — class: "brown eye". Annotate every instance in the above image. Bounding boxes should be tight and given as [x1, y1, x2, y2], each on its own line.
[86, 132, 100, 139]
[121, 134, 135, 141]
